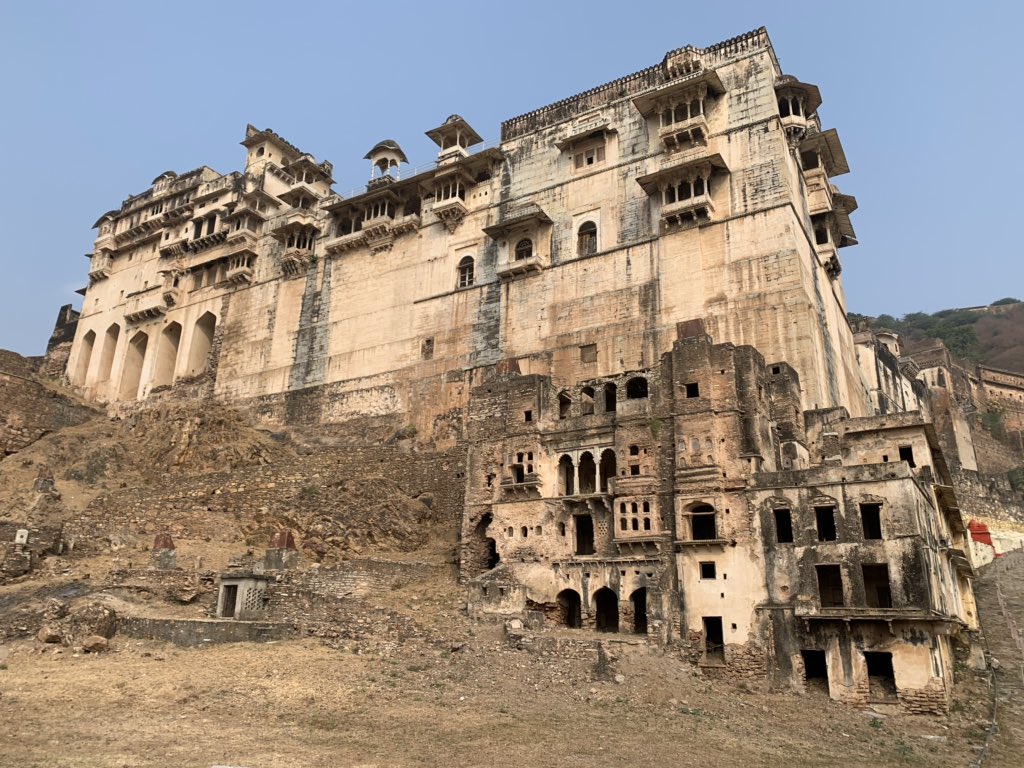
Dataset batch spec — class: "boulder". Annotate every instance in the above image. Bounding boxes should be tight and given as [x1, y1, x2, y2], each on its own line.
[37, 624, 62, 644]
[81, 635, 108, 653]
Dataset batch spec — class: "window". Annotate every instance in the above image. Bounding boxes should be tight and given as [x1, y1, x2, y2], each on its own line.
[816, 565, 844, 607]
[626, 377, 648, 399]
[691, 504, 717, 540]
[774, 508, 794, 543]
[457, 256, 475, 288]
[573, 144, 605, 169]
[256, 146, 265, 157]
[581, 386, 595, 415]
[860, 504, 883, 540]
[579, 343, 597, 363]
[514, 238, 533, 261]
[421, 338, 434, 360]
[604, 382, 617, 412]
[815, 506, 837, 541]
[574, 514, 595, 555]
[898, 445, 916, 468]
[558, 391, 572, 419]
[524, 410, 533, 423]
[699, 562, 717, 579]
[863, 564, 893, 608]
[685, 382, 700, 398]
[577, 221, 597, 256]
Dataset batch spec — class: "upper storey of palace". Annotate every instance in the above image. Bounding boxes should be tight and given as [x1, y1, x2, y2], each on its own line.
[75, 27, 862, 415]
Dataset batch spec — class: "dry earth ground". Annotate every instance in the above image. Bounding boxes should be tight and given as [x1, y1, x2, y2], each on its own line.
[0, 628, 995, 768]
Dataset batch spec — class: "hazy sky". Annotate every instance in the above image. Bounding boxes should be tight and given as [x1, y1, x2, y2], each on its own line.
[1, 1, 1020, 355]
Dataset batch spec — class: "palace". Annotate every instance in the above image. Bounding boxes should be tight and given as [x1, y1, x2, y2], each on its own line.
[64, 28, 983, 710]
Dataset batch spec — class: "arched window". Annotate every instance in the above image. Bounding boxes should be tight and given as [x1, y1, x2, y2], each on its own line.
[514, 238, 533, 261]
[256, 146, 265, 157]
[581, 386, 595, 415]
[626, 377, 648, 399]
[457, 256, 475, 288]
[604, 382, 617, 412]
[577, 221, 597, 256]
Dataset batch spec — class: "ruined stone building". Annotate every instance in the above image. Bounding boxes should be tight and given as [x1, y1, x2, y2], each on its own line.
[62, 28, 985, 710]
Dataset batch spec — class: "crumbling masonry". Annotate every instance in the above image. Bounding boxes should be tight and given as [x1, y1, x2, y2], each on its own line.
[62, 28, 991, 711]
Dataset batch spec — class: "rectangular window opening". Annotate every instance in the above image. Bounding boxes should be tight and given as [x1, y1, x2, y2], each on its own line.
[774, 508, 794, 543]
[685, 382, 700, 398]
[862, 564, 893, 608]
[574, 514, 595, 556]
[860, 503, 883, 540]
[524, 410, 533, 423]
[815, 506, 837, 542]
[699, 562, 717, 580]
[898, 445, 916, 468]
[816, 564, 844, 607]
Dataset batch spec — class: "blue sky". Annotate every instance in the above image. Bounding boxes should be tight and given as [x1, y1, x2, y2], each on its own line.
[1, 0, 1020, 355]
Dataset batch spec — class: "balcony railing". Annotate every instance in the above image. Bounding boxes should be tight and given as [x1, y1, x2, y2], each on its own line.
[124, 287, 169, 323]
[658, 114, 710, 150]
[88, 254, 112, 282]
[661, 194, 714, 230]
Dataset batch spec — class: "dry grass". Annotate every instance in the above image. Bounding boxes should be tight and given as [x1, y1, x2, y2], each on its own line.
[0, 633, 989, 768]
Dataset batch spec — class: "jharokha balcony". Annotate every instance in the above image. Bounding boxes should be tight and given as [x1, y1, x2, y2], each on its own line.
[124, 286, 172, 323]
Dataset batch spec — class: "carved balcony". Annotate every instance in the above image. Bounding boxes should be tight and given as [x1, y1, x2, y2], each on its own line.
[804, 166, 834, 215]
[124, 287, 169, 323]
[658, 113, 710, 151]
[88, 254, 112, 282]
[661, 193, 714, 229]
[280, 248, 313, 277]
[497, 253, 545, 279]
[432, 196, 468, 233]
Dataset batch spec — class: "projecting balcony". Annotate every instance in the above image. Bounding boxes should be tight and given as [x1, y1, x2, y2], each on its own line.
[187, 230, 228, 253]
[804, 166, 834, 215]
[496, 253, 546, 279]
[658, 114, 710, 151]
[114, 218, 163, 246]
[226, 262, 254, 284]
[88, 254, 112, 282]
[265, 209, 319, 237]
[161, 285, 183, 307]
[432, 196, 468, 232]
[124, 287, 169, 323]
[661, 194, 714, 230]
[159, 235, 189, 258]
[280, 248, 313, 277]
[324, 229, 366, 254]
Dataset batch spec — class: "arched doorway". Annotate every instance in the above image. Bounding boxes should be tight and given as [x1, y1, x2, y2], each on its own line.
[558, 455, 575, 496]
[599, 449, 616, 492]
[578, 452, 596, 494]
[152, 322, 181, 388]
[557, 589, 582, 628]
[74, 330, 96, 385]
[186, 312, 216, 376]
[630, 588, 648, 635]
[97, 323, 120, 382]
[594, 587, 619, 633]
[119, 331, 148, 400]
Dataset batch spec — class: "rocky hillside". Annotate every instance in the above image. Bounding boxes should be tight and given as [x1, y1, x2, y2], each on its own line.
[850, 298, 1024, 372]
